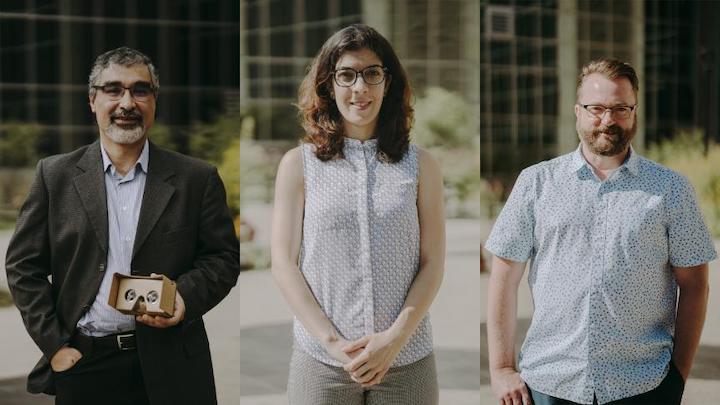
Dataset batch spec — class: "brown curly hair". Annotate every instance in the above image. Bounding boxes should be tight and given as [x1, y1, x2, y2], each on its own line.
[297, 24, 413, 163]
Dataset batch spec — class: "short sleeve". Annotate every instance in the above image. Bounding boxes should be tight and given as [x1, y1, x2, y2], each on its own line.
[485, 168, 536, 262]
[665, 175, 718, 267]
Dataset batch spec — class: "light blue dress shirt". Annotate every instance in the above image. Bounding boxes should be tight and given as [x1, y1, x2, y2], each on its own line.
[486, 145, 717, 404]
[76, 140, 148, 336]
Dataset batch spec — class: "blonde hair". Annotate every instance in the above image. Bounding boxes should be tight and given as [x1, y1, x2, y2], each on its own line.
[577, 58, 638, 98]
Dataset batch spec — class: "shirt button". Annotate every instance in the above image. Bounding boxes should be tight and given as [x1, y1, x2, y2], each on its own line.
[122, 206, 127, 211]
[125, 237, 131, 242]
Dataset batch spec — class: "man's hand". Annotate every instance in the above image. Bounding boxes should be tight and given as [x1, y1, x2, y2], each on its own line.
[136, 278, 186, 328]
[342, 327, 407, 388]
[491, 367, 532, 405]
[50, 346, 83, 372]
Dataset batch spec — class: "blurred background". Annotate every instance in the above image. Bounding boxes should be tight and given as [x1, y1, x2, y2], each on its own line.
[0, 1, 239, 404]
[238, 0, 481, 404]
[479, 0, 720, 403]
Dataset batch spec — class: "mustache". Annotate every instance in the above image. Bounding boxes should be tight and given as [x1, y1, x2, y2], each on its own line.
[110, 110, 143, 121]
[594, 124, 623, 136]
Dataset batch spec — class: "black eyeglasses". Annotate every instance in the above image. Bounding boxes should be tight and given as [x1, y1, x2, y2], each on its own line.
[579, 104, 636, 120]
[333, 65, 389, 87]
[92, 82, 157, 101]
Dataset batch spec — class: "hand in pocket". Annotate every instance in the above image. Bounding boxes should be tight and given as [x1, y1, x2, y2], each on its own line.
[50, 346, 83, 372]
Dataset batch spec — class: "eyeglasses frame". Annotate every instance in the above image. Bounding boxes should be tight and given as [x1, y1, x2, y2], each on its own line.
[332, 65, 390, 87]
[91, 82, 158, 101]
[579, 103, 636, 119]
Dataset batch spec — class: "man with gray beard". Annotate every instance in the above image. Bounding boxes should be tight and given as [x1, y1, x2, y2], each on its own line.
[5, 47, 239, 405]
[485, 59, 716, 405]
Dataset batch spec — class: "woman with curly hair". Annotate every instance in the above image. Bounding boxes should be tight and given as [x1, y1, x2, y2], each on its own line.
[271, 24, 445, 405]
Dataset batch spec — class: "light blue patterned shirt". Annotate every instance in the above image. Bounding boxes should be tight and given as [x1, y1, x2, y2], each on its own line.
[486, 145, 717, 404]
[76, 140, 148, 336]
[294, 139, 433, 367]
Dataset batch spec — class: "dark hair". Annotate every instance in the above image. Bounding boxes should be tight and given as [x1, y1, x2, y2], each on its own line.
[577, 58, 639, 98]
[88, 46, 159, 98]
[297, 24, 413, 163]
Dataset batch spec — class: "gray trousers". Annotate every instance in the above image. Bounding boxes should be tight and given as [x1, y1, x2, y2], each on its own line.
[287, 349, 439, 405]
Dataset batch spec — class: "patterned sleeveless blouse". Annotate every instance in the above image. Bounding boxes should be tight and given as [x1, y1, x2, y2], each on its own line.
[294, 137, 433, 367]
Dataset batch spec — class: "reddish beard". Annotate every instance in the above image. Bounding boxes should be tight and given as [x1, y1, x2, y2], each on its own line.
[582, 120, 637, 156]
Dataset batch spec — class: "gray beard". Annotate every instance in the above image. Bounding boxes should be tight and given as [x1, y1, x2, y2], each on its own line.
[105, 124, 145, 144]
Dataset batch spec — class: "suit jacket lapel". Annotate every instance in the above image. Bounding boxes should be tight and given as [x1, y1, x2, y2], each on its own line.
[133, 143, 176, 260]
[73, 141, 109, 254]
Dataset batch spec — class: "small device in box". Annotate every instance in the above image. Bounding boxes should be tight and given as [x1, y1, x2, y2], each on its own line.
[108, 274, 176, 317]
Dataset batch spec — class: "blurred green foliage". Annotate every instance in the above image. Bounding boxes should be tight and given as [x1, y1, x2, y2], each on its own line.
[480, 178, 504, 220]
[189, 113, 241, 164]
[0, 122, 40, 223]
[147, 123, 178, 151]
[414, 87, 481, 218]
[184, 113, 241, 217]
[0, 122, 43, 167]
[414, 87, 478, 149]
[219, 137, 240, 216]
[238, 116, 278, 210]
[647, 130, 720, 237]
[0, 289, 12, 307]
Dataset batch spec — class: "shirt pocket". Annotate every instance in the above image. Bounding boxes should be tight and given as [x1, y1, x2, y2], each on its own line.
[374, 179, 417, 216]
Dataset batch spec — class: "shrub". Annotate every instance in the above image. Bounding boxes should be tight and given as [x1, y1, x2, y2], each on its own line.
[148, 123, 178, 152]
[218, 137, 240, 217]
[189, 113, 241, 164]
[414, 87, 480, 218]
[479, 177, 504, 220]
[0, 122, 42, 167]
[647, 130, 720, 237]
[238, 116, 279, 209]
[0, 289, 12, 307]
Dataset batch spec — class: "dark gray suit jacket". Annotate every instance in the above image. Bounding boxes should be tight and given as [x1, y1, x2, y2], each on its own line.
[5, 140, 239, 405]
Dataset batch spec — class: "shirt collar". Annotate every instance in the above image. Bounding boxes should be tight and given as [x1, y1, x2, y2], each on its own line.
[100, 139, 149, 175]
[344, 137, 378, 150]
[571, 143, 639, 177]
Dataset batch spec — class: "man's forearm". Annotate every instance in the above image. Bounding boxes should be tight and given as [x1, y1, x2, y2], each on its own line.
[487, 256, 525, 374]
[487, 270, 520, 373]
[672, 283, 709, 379]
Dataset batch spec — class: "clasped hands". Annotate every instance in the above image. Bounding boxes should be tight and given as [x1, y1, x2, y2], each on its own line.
[325, 327, 407, 388]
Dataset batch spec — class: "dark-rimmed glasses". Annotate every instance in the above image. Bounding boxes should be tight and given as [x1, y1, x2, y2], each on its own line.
[579, 104, 636, 120]
[92, 82, 157, 101]
[333, 65, 389, 87]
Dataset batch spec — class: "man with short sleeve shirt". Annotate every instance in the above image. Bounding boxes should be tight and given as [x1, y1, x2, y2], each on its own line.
[5, 47, 239, 405]
[486, 59, 717, 405]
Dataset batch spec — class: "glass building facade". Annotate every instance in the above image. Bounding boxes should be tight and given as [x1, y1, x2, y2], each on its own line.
[241, 0, 480, 141]
[0, 0, 239, 155]
[481, 0, 720, 181]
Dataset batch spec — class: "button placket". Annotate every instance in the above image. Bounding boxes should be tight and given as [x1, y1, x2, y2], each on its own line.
[587, 182, 605, 393]
[353, 145, 374, 335]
